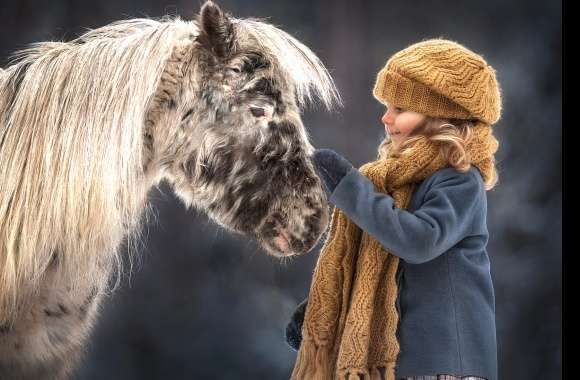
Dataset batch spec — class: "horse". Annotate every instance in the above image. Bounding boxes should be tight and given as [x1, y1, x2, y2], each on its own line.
[0, 1, 341, 378]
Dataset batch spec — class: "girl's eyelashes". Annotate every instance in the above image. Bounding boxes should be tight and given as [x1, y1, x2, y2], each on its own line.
[386, 106, 404, 113]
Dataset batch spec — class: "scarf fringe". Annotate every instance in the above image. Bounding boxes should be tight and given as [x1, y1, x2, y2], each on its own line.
[337, 362, 397, 380]
[336, 362, 395, 380]
[290, 339, 333, 380]
[291, 339, 398, 380]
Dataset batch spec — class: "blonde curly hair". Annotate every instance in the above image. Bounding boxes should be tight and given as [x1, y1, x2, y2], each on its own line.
[377, 117, 499, 190]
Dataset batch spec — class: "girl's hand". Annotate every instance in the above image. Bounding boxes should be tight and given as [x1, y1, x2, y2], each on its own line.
[285, 297, 308, 351]
[313, 149, 355, 196]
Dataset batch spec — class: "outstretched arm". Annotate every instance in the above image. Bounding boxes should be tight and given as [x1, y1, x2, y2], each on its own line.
[329, 166, 483, 264]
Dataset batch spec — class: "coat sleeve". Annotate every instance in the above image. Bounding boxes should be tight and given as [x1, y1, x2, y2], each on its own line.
[329, 167, 483, 264]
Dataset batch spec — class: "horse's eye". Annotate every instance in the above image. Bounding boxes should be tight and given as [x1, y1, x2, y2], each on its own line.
[250, 106, 265, 117]
[229, 67, 241, 74]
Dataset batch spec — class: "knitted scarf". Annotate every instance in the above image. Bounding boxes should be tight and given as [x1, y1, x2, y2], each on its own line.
[290, 121, 499, 380]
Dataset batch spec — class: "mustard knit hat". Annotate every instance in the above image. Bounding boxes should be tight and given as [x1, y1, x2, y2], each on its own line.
[373, 38, 502, 125]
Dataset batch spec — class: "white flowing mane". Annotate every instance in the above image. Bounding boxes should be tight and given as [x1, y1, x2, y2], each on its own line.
[0, 15, 340, 321]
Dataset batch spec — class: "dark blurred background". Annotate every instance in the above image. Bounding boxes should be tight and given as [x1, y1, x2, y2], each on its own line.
[0, 0, 561, 379]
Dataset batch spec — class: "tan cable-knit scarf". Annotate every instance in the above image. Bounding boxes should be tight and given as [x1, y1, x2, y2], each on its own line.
[290, 122, 499, 380]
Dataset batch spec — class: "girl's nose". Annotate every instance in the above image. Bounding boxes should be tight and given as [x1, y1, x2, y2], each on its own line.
[381, 110, 393, 125]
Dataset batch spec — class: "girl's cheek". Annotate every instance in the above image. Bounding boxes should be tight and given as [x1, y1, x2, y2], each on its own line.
[396, 112, 423, 131]
[396, 113, 414, 125]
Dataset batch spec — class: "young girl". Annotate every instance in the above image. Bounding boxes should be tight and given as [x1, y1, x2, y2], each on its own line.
[285, 39, 502, 380]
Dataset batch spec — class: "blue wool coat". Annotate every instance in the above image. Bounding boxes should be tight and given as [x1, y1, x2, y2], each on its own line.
[329, 165, 497, 380]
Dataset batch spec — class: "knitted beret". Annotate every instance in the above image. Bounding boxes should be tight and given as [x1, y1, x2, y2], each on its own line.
[373, 38, 502, 125]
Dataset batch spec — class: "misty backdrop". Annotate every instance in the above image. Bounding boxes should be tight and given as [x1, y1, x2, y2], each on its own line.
[0, 0, 562, 379]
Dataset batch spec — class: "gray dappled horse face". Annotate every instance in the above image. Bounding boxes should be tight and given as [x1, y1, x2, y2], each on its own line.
[158, 2, 330, 257]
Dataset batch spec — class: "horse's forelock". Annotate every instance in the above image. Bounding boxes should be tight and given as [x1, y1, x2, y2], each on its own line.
[231, 18, 342, 111]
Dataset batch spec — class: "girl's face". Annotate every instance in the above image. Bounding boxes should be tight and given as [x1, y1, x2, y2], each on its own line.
[381, 102, 426, 145]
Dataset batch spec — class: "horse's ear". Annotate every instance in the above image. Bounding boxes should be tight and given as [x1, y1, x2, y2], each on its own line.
[196, 0, 235, 59]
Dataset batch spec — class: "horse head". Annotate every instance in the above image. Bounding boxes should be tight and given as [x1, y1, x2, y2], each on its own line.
[147, 1, 341, 257]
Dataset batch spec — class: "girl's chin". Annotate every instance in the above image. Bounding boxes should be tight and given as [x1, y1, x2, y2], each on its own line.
[390, 137, 404, 147]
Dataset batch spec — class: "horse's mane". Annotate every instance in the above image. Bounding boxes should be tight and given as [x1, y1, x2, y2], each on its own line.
[0, 15, 339, 321]
[0, 18, 190, 319]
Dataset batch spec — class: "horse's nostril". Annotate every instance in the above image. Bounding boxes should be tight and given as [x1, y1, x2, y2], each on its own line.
[250, 106, 265, 117]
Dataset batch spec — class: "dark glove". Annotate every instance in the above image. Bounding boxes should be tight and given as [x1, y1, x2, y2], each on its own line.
[285, 298, 308, 351]
[313, 148, 354, 196]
